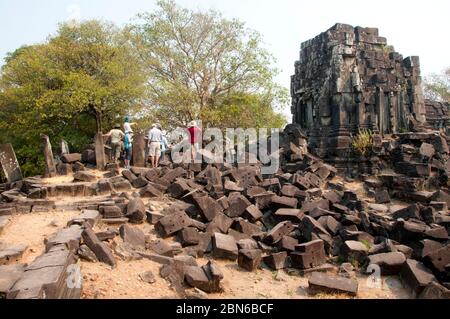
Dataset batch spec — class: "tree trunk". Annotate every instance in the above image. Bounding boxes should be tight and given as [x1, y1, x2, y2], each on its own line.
[95, 111, 103, 133]
[89, 103, 103, 133]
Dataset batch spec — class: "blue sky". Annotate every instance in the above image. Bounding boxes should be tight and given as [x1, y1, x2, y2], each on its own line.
[1, 0, 449, 116]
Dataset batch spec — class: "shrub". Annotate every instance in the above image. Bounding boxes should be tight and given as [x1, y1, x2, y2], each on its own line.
[351, 129, 374, 157]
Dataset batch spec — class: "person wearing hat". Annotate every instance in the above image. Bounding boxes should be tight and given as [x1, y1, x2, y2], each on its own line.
[148, 123, 163, 168]
[187, 120, 202, 163]
[104, 124, 125, 163]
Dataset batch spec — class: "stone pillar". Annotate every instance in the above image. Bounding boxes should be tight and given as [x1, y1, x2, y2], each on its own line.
[41, 134, 57, 178]
[0, 144, 23, 183]
[94, 133, 106, 170]
[132, 133, 146, 167]
[61, 140, 69, 155]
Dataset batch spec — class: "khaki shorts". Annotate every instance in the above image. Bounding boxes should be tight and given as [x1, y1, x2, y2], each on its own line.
[148, 142, 161, 157]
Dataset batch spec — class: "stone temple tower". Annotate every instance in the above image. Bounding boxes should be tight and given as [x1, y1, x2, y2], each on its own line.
[291, 23, 426, 164]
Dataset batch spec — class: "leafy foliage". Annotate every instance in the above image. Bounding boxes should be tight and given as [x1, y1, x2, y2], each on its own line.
[127, 0, 288, 129]
[424, 67, 450, 103]
[0, 20, 146, 176]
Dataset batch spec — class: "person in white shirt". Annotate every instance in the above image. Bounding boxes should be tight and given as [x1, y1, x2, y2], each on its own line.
[148, 123, 163, 168]
[104, 124, 125, 163]
[124, 116, 135, 135]
[157, 124, 169, 162]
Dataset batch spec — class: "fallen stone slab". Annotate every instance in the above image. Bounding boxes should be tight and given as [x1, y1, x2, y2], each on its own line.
[375, 189, 391, 204]
[67, 210, 101, 228]
[281, 184, 306, 199]
[184, 260, 223, 293]
[149, 240, 175, 257]
[113, 242, 143, 261]
[96, 229, 118, 241]
[162, 167, 187, 183]
[206, 213, 233, 234]
[270, 196, 298, 209]
[194, 195, 223, 222]
[241, 205, 263, 222]
[146, 210, 164, 225]
[112, 180, 132, 191]
[0, 245, 28, 265]
[225, 195, 252, 218]
[73, 171, 96, 182]
[367, 252, 406, 275]
[264, 221, 295, 245]
[341, 241, 369, 265]
[238, 249, 262, 271]
[212, 233, 238, 260]
[275, 236, 298, 252]
[262, 252, 288, 270]
[61, 153, 82, 164]
[401, 259, 436, 296]
[291, 239, 326, 270]
[126, 198, 146, 224]
[237, 238, 259, 250]
[308, 272, 358, 296]
[178, 227, 200, 247]
[231, 218, 261, 237]
[274, 208, 304, 223]
[45, 225, 83, 253]
[392, 204, 421, 220]
[77, 245, 98, 262]
[423, 244, 450, 280]
[0, 264, 25, 297]
[139, 184, 164, 197]
[167, 180, 192, 199]
[119, 224, 146, 249]
[101, 217, 129, 225]
[412, 239, 443, 260]
[318, 215, 341, 235]
[122, 169, 137, 182]
[82, 227, 116, 268]
[8, 246, 80, 299]
[418, 281, 450, 299]
[155, 211, 192, 238]
[131, 176, 149, 188]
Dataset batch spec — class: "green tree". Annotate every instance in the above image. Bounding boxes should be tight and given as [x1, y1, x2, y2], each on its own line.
[424, 67, 450, 103]
[127, 0, 287, 129]
[0, 20, 146, 176]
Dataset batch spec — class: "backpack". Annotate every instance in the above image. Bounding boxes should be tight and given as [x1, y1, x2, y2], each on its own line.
[124, 133, 132, 150]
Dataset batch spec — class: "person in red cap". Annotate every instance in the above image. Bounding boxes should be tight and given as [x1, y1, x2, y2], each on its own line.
[187, 120, 201, 163]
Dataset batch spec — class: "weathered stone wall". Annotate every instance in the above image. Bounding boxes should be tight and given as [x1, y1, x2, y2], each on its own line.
[291, 23, 426, 160]
[425, 99, 450, 131]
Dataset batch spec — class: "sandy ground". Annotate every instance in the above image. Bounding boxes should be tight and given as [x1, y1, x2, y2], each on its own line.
[0, 173, 412, 299]
[0, 210, 80, 264]
[1, 210, 411, 299]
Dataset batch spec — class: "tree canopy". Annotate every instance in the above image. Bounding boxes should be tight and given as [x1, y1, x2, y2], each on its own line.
[0, 2, 289, 177]
[0, 20, 146, 176]
[424, 67, 450, 103]
[127, 0, 288, 129]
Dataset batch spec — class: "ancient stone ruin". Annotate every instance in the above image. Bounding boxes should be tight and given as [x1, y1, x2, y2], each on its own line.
[291, 23, 429, 171]
[0, 125, 449, 299]
[0, 23, 449, 300]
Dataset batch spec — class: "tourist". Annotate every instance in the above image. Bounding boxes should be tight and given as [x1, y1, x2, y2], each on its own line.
[123, 116, 135, 135]
[123, 131, 133, 169]
[187, 121, 202, 163]
[157, 124, 169, 163]
[148, 123, 163, 168]
[104, 124, 125, 163]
